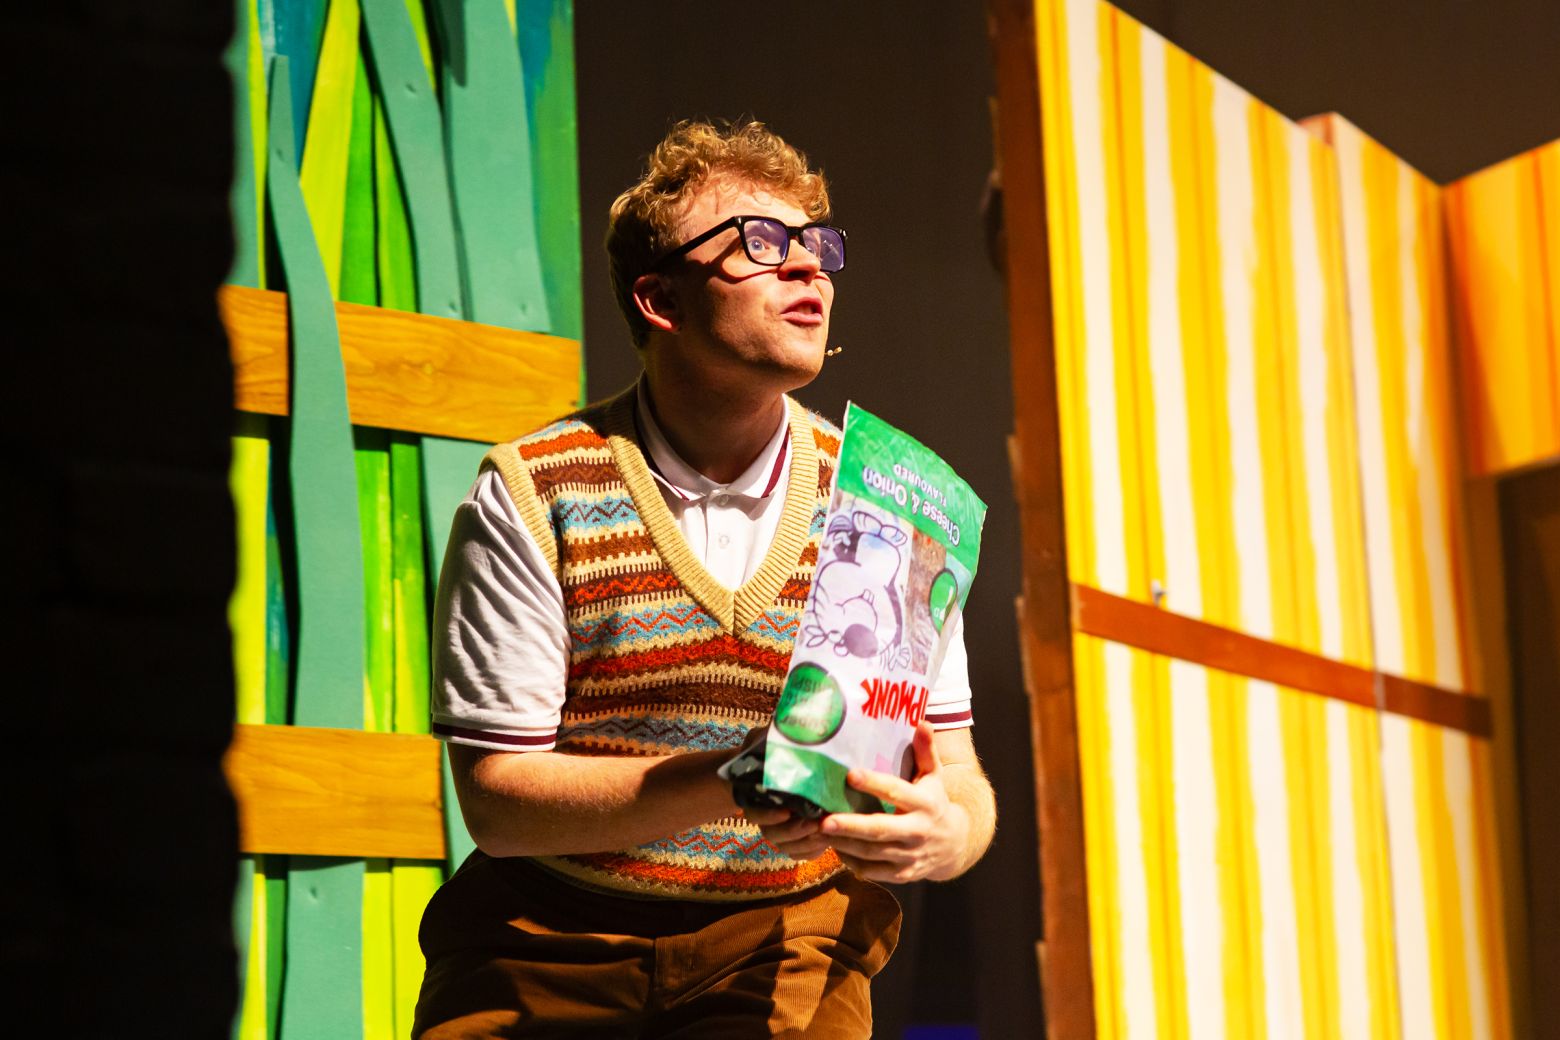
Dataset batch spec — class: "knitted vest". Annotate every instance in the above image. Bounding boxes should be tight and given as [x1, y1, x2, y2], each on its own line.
[482, 388, 846, 901]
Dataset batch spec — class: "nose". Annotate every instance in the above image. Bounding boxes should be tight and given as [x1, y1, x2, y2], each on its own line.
[778, 233, 823, 281]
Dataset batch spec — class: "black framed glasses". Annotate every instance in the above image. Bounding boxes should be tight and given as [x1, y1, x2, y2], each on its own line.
[652, 215, 847, 274]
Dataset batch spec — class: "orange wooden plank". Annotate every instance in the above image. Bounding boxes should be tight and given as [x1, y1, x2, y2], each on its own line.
[225, 723, 446, 859]
[1071, 583, 1493, 736]
[1379, 675, 1496, 740]
[220, 284, 580, 443]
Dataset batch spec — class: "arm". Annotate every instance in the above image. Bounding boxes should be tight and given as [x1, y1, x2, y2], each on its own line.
[451, 743, 741, 858]
[749, 722, 997, 883]
[434, 473, 740, 859]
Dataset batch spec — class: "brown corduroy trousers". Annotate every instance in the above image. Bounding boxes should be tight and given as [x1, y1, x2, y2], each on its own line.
[413, 854, 903, 1039]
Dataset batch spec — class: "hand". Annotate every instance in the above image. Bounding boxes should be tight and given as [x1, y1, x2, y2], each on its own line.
[735, 726, 836, 860]
[820, 721, 971, 884]
[746, 803, 834, 862]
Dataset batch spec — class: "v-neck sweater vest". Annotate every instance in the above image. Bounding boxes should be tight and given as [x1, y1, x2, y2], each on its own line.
[481, 389, 847, 901]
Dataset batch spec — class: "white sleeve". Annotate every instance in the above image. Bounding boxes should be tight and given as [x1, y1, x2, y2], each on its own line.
[925, 610, 974, 729]
[430, 468, 569, 751]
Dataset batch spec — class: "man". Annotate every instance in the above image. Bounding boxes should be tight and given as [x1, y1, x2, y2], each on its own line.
[415, 119, 996, 1038]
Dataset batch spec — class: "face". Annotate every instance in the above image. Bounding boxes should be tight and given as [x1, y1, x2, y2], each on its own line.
[649, 178, 835, 390]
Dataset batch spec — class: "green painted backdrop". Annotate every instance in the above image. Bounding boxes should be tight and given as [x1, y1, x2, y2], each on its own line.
[223, 1, 582, 1035]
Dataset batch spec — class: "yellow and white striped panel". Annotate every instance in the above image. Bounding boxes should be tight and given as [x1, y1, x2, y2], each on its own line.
[1037, 2, 1182, 1033]
[1085, 649, 1398, 1040]
[1330, 116, 1511, 1040]
[1036, 2, 1409, 1036]
[1139, 29, 1393, 1040]
[1444, 139, 1560, 477]
[1248, 104, 1401, 1040]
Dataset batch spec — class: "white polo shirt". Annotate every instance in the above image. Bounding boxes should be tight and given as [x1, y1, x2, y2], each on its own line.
[431, 384, 974, 752]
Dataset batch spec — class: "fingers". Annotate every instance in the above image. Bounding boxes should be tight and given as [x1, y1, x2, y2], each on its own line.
[844, 767, 931, 813]
[837, 851, 926, 885]
[775, 835, 834, 861]
[741, 806, 792, 828]
[757, 814, 820, 845]
[821, 809, 914, 845]
[754, 810, 914, 868]
[745, 727, 954, 879]
[826, 835, 915, 864]
[911, 720, 940, 778]
[841, 724, 943, 811]
[753, 813, 833, 862]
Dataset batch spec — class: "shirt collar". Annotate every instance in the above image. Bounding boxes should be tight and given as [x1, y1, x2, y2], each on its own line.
[634, 378, 790, 504]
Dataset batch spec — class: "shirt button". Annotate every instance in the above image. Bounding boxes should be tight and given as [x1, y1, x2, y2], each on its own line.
[717, 534, 731, 548]
[713, 494, 730, 507]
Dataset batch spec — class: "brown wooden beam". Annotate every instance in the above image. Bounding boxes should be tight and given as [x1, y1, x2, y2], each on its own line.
[220, 284, 581, 443]
[1072, 583, 1494, 737]
[991, 0, 1098, 1034]
[224, 723, 446, 860]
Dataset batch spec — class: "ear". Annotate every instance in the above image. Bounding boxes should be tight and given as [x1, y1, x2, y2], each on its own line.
[632, 273, 680, 334]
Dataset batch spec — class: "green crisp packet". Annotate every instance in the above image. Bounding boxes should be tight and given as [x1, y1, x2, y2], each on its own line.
[762, 403, 986, 814]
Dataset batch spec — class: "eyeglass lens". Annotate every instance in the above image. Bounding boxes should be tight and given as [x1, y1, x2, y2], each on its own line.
[740, 218, 845, 273]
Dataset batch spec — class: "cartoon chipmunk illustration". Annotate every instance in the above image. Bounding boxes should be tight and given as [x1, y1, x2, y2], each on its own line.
[802, 510, 912, 669]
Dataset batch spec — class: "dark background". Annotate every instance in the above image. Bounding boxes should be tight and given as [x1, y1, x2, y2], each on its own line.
[5, 0, 1554, 1036]
[7, 3, 240, 1037]
[575, 7, 1025, 1036]
[573, 1, 1559, 1035]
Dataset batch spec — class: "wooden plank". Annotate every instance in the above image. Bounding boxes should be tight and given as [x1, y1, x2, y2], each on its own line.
[1073, 583, 1375, 707]
[1072, 582, 1493, 737]
[226, 724, 446, 859]
[1378, 675, 1494, 739]
[990, 0, 1097, 1034]
[221, 283, 580, 443]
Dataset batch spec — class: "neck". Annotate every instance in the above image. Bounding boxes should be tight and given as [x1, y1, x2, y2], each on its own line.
[641, 368, 788, 485]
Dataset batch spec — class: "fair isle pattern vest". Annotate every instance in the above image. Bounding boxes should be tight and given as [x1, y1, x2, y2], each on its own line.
[482, 388, 846, 901]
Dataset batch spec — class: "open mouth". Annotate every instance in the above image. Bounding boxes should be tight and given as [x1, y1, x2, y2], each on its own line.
[783, 297, 825, 324]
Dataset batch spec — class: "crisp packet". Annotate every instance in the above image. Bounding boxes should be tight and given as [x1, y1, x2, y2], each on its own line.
[757, 402, 986, 815]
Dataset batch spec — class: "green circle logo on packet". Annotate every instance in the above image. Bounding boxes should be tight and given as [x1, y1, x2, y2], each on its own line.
[775, 663, 846, 745]
[928, 569, 960, 633]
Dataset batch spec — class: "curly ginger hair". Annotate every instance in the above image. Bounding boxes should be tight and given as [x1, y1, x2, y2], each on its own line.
[605, 119, 832, 346]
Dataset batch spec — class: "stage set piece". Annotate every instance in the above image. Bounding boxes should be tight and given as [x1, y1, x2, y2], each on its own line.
[992, 0, 1558, 1038]
[220, 1, 581, 1037]
[216, 0, 1558, 1036]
